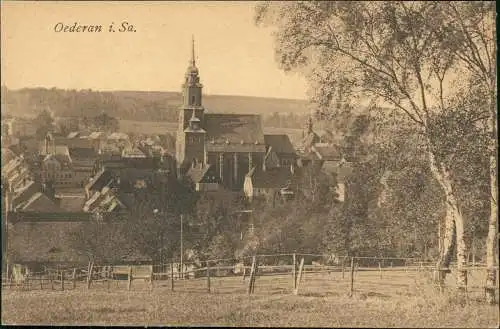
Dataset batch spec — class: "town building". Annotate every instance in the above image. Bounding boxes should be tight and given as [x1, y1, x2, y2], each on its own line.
[175, 38, 297, 192]
[2, 148, 31, 192]
[2, 117, 38, 138]
[296, 118, 352, 203]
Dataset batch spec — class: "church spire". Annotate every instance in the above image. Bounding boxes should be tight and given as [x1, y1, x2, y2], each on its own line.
[191, 35, 196, 67]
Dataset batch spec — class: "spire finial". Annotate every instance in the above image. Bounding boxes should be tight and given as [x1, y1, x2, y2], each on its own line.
[191, 35, 196, 67]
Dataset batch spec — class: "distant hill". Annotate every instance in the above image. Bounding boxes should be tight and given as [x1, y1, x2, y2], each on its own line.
[1, 87, 310, 121]
[112, 90, 310, 115]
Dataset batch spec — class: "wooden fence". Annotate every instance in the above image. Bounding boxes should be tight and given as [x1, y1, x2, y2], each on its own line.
[2, 253, 499, 301]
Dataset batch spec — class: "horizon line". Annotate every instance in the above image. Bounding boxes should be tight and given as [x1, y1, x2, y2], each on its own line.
[1, 85, 309, 102]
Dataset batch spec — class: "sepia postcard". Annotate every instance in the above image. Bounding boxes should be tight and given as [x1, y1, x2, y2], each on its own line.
[1, 1, 498, 327]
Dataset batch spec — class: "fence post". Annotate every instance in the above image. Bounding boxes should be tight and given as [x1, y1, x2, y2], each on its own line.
[378, 261, 382, 279]
[149, 267, 154, 292]
[342, 257, 345, 279]
[50, 270, 54, 290]
[206, 261, 211, 293]
[293, 257, 305, 295]
[61, 270, 64, 291]
[86, 262, 93, 290]
[292, 253, 297, 290]
[107, 267, 111, 293]
[251, 257, 258, 294]
[72, 268, 77, 290]
[349, 256, 355, 297]
[248, 256, 256, 295]
[170, 262, 174, 291]
[127, 266, 132, 291]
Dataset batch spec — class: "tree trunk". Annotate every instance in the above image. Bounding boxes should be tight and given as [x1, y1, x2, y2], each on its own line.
[435, 201, 456, 288]
[485, 104, 498, 304]
[427, 147, 467, 289]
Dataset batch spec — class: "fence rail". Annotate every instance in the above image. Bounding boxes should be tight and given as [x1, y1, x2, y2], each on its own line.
[2, 254, 499, 301]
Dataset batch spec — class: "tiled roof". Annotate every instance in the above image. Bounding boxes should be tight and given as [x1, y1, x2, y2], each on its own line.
[11, 181, 41, 209]
[312, 144, 342, 161]
[85, 169, 113, 192]
[54, 154, 73, 165]
[205, 143, 266, 153]
[264, 147, 281, 168]
[296, 150, 321, 161]
[67, 131, 80, 139]
[8, 144, 24, 158]
[122, 148, 146, 158]
[39, 144, 70, 156]
[246, 167, 297, 189]
[107, 132, 129, 140]
[58, 196, 86, 212]
[66, 138, 94, 149]
[19, 192, 61, 212]
[69, 147, 98, 159]
[204, 114, 265, 150]
[264, 134, 296, 156]
[89, 132, 106, 139]
[2, 157, 21, 176]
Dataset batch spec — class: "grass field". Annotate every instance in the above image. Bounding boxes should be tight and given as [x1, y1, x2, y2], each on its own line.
[2, 268, 498, 327]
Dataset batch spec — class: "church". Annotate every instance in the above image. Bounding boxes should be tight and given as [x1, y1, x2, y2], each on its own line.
[175, 39, 295, 192]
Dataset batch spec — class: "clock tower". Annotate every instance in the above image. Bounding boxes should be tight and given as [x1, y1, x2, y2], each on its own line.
[176, 37, 206, 169]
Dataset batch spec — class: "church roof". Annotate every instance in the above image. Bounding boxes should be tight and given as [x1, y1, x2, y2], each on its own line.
[39, 144, 70, 156]
[264, 134, 296, 156]
[204, 114, 266, 153]
[246, 167, 297, 189]
[69, 147, 98, 159]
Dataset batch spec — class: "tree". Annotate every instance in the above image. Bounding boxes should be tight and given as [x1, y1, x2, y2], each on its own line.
[69, 213, 129, 264]
[33, 108, 55, 139]
[425, 1, 497, 304]
[255, 1, 494, 291]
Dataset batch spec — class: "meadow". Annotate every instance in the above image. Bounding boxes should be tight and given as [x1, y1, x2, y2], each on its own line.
[2, 268, 498, 327]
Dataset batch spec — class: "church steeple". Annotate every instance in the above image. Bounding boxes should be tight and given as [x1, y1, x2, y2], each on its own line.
[182, 36, 203, 109]
[190, 35, 196, 68]
[176, 38, 206, 169]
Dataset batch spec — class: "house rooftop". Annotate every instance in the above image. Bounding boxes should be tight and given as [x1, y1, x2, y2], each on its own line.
[264, 134, 296, 155]
[69, 147, 98, 159]
[312, 144, 342, 161]
[246, 167, 297, 189]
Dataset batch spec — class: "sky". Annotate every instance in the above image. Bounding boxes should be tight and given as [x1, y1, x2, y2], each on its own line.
[1, 1, 308, 100]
